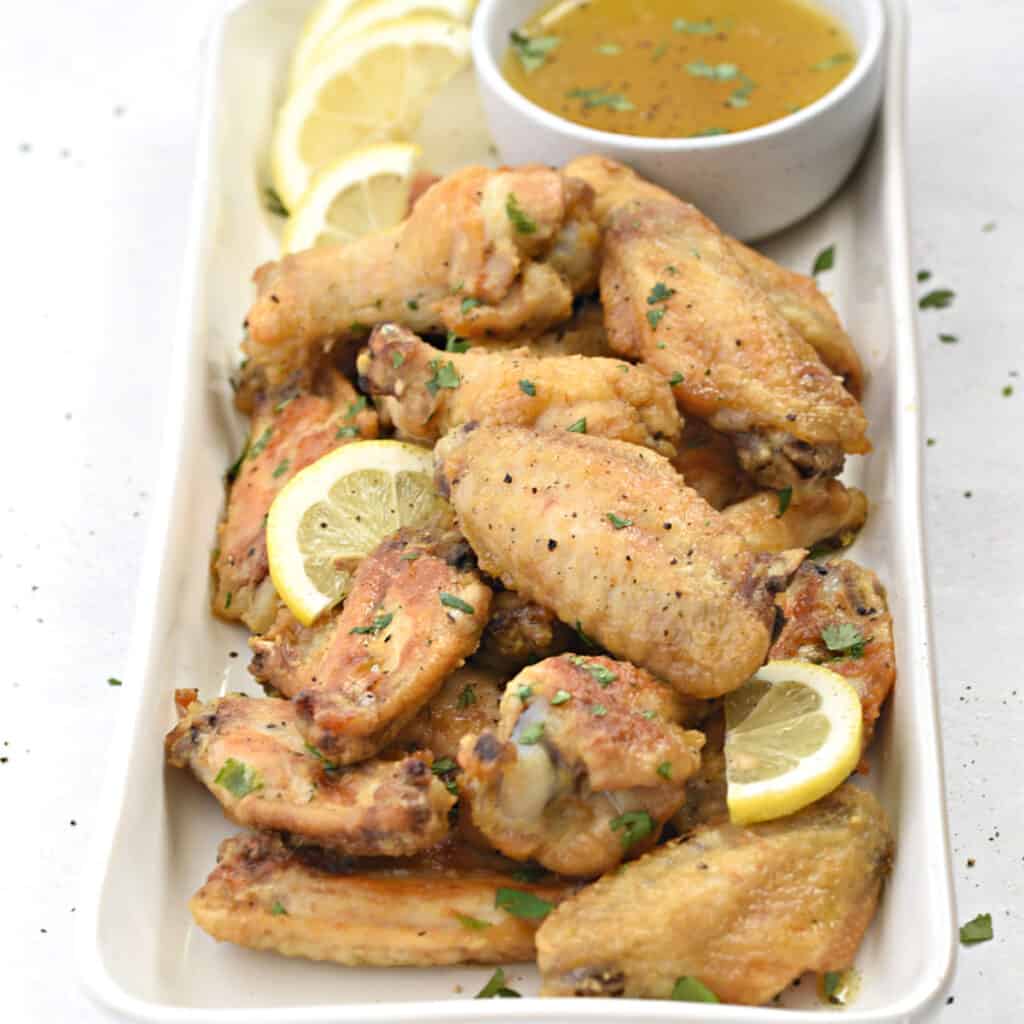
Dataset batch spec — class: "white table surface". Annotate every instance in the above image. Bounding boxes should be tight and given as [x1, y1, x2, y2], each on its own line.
[2, 1, 1021, 1019]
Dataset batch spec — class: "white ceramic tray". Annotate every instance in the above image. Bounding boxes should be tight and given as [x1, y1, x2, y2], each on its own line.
[78, 1, 956, 1020]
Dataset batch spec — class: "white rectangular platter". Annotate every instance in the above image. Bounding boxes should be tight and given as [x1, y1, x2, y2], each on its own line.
[78, 0, 957, 1020]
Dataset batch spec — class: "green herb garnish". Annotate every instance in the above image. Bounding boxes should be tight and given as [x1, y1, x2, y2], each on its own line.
[647, 282, 675, 304]
[518, 379, 536, 396]
[610, 809, 655, 849]
[812, 245, 835, 275]
[495, 888, 553, 920]
[456, 913, 492, 930]
[249, 425, 273, 460]
[519, 722, 545, 745]
[591, 703, 608, 717]
[270, 900, 287, 915]
[476, 967, 521, 999]
[551, 689, 572, 705]
[516, 684, 533, 701]
[607, 512, 632, 530]
[777, 486, 793, 518]
[107, 677, 123, 687]
[264, 187, 288, 217]
[812, 52, 853, 71]
[567, 417, 587, 433]
[920, 288, 955, 310]
[917, 269, 932, 282]
[431, 757, 457, 775]
[566, 87, 634, 111]
[271, 459, 290, 479]
[214, 758, 263, 799]
[821, 622, 865, 658]
[671, 976, 720, 1003]
[959, 913, 993, 945]
[647, 308, 666, 329]
[657, 761, 672, 780]
[691, 127, 727, 137]
[569, 655, 617, 686]
[939, 333, 959, 344]
[445, 330, 470, 353]
[440, 592, 474, 614]
[669, 371, 684, 386]
[460, 296, 481, 314]
[509, 30, 560, 74]
[596, 43, 622, 55]
[335, 425, 360, 439]
[686, 61, 738, 80]
[392, 351, 405, 368]
[350, 611, 394, 636]
[506, 192, 537, 234]
[457, 684, 477, 709]
[426, 359, 460, 395]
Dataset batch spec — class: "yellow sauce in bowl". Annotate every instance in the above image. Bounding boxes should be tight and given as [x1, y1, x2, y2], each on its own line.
[501, 0, 858, 139]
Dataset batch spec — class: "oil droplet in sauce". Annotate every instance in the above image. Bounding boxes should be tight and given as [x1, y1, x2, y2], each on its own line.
[502, 0, 858, 139]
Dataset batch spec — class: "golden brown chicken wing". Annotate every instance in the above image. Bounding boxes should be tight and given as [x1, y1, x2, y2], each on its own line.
[243, 165, 600, 385]
[191, 831, 577, 967]
[770, 559, 895, 747]
[212, 366, 378, 632]
[536, 783, 893, 1005]
[669, 710, 728, 836]
[457, 655, 704, 877]
[249, 529, 491, 762]
[564, 154, 864, 396]
[600, 197, 869, 487]
[669, 417, 754, 510]
[722, 480, 868, 554]
[357, 322, 681, 456]
[165, 691, 453, 855]
[471, 299, 610, 358]
[436, 425, 803, 698]
[474, 590, 574, 674]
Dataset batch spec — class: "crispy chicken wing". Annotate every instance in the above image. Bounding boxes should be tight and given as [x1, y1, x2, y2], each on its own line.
[722, 480, 868, 554]
[191, 832, 576, 967]
[436, 425, 803, 698]
[670, 417, 754, 510]
[600, 197, 869, 487]
[564, 155, 864, 396]
[474, 590, 574, 674]
[670, 710, 728, 836]
[771, 559, 895, 747]
[458, 655, 704, 876]
[244, 165, 600, 385]
[537, 783, 893, 1005]
[470, 299, 611, 358]
[212, 366, 378, 632]
[357, 322, 681, 457]
[165, 691, 453, 855]
[249, 529, 491, 762]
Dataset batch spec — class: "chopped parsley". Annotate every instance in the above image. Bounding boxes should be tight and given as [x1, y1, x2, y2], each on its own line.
[916, 269, 932, 283]
[591, 703, 608, 717]
[107, 677, 123, 687]
[304, 742, 341, 770]
[350, 611, 394, 635]
[919, 288, 955, 310]
[657, 761, 672, 780]
[959, 913, 993, 945]
[456, 913, 491, 930]
[270, 900, 287, 916]
[812, 245, 835, 275]
[596, 43, 622, 55]
[440, 592, 474, 614]
[823, 970, 843, 1002]
[610, 809, 655, 849]
[406, 297, 419, 311]
[668, 371, 684, 386]
[939, 333, 959, 344]
[457, 684, 477, 709]
[516, 684, 533, 701]
[640, 709, 657, 720]
[647, 308, 666, 329]
[335, 425, 360, 439]
[518, 379, 536, 396]
[569, 655, 617, 686]
[686, 61, 739, 80]
[812, 52, 853, 71]
[224, 592, 232, 609]
[1003, 384, 1014, 397]
[271, 459, 290, 479]
[574, 620, 597, 648]
[519, 722, 545, 745]
[476, 966, 521, 999]
[551, 689, 572, 705]
[982, 221, 997, 232]
[460, 296, 481, 314]
[495, 887, 553, 919]
[214, 758, 263, 799]
[263, 187, 288, 217]
[509, 30, 560, 74]
[392, 351, 405, 368]
[777, 486, 793, 517]
[673, 17, 719, 35]
[426, 359, 460, 395]
[431, 757, 457, 775]
[607, 512, 632, 530]
[505, 192, 537, 234]
[727, 75, 758, 108]
[691, 126, 727, 137]
[671, 976, 720, 1003]
[647, 282, 676, 304]
[249, 425, 273, 460]
[821, 622, 866, 658]
[567, 417, 587, 433]
[345, 396, 367, 420]
[445, 330, 470, 353]
[225, 439, 249, 482]
[399, 550, 421, 561]
[566, 87, 635, 111]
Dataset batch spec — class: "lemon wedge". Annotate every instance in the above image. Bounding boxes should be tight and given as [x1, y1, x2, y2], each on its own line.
[271, 15, 470, 210]
[282, 142, 420, 253]
[724, 660, 863, 826]
[266, 440, 450, 625]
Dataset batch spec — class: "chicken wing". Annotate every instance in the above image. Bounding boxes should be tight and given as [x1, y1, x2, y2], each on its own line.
[249, 529, 491, 762]
[670, 417, 754, 510]
[669, 710, 728, 836]
[470, 299, 611, 358]
[537, 783, 893, 1005]
[436, 425, 803, 698]
[244, 165, 601, 385]
[600, 197, 869, 487]
[357, 322, 681, 457]
[770, 559, 895, 747]
[191, 831, 577, 967]
[458, 655, 704, 877]
[474, 590, 574, 674]
[213, 366, 378, 632]
[722, 480, 868, 554]
[564, 155, 864, 396]
[165, 691, 453, 855]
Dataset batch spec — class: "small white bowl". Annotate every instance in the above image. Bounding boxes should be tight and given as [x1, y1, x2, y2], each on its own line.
[471, 0, 886, 240]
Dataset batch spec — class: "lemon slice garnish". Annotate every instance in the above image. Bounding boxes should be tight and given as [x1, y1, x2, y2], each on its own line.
[724, 660, 863, 826]
[266, 440, 449, 626]
[271, 15, 470, 211]
[282, 142, 421, 253]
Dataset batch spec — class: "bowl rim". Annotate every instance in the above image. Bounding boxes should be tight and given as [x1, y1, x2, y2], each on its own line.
[471, 0, 887, 151]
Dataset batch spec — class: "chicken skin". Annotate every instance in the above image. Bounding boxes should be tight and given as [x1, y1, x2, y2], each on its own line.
[191, 831, 576, 967]
[458, 655, 704, 877]
[357, 322, 681, 457]
[770, 559, 895, 747]
[537, 783, 893, 1005]
[436, 426, 803, 698]
[244, 165, 601, 385]
[722, 480, 868, 554]
[165, 691, 453, 856]
[670, 711, 728, 836]
[249, 529, 491, 762]
[670, 417, 754, 510]
[474, 590, 574, 674]
[564, 154, 864, 397]
[472, 299, 611, 358]
[600, 197, 870, 487]
[212, 366, 378, 632]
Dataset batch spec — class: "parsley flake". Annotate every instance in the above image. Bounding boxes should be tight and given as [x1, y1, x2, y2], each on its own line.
[431, 757, 457, 776]
[823, 970, 843, 1002]
[669, 371, 684, 386]
[657, 761, 672, 780]
[518, 378, 537, 396]
[567, 417, 587, 433]
[509, 30, 560, 74]
[392, 351, 405, 368]
[426, 359, 460, 395]
[647, 308, 666, 329]
[673, 17, 719, 35]
[812, 245, 835, 275]
[271, 459, 290, 479]
[591, 703, 608, 717]
[566, 87, 635, 111]
[445, 330, 470, 353]
[350, 611, 394, 636]
[335, 425, 360, 439]
[821, 622, 866, 658]
[406, 298, 419, 311]
[596, 43, 622, 55]
[495, 888, 553, 919]
[249, 425, 273, 460]
[811, 52, 853, 71]
[440, 592, 474, 614]
[457, 684, 477, 709]
[516, 684, 533, 701]
[939, 333, 959, 344]
[777, 486, 793, 518]
[610, 809, 655, 849]
[270, 900, 287, 916]
[456, 913, 491, 930]
[506, 192, 537, 234]
[476, 967, 521, 999]
[647, 282, 676, 304]
[916, 269, 932, 282]
[569, 655, 617, 686]
[345, 396, 367, 420]
[107, 677, 123, 687]
[920, 288, 955, 310]
[671, 976, 720, 1003]
[959, 913, 993, 945]
[1003, 384, 1014, 397]
[214, 758, 263, 799]
[607, 512, 632, 529]
[519, 722, 545, 745]
[460, 296, 481, 315]
[551, 689, 572, 705]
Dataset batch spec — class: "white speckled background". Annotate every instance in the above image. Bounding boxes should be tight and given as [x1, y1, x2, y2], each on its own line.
[0, 1, 1020, 1019]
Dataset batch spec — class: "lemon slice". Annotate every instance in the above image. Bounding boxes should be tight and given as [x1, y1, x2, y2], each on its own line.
[266, 440, 449, 625]
[282, 142, 420, 253]
[271, 15, 470, 211]
[724, 660, 863, 826]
